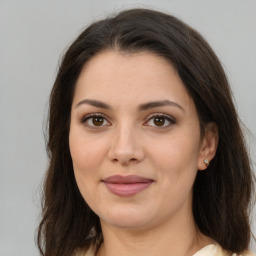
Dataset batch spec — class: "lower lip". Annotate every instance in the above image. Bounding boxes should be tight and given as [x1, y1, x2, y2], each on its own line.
[104, 182, 153, 197]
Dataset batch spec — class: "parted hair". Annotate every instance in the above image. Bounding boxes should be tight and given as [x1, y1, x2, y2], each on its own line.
[37, 8, 255, 256]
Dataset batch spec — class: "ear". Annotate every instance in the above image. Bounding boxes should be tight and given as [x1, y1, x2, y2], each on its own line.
[198, 122, 219, 171]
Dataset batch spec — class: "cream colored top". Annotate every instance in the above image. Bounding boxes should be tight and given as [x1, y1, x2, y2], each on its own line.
[76, 244, 255, 256]
[193, 244, 255, 256]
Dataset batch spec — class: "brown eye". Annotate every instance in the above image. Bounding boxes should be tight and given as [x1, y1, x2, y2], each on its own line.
[153, 117, 165, 126]
[144, 114, 175, 128]
[92, 116, 104, 126]
[82, 114, 111, 128]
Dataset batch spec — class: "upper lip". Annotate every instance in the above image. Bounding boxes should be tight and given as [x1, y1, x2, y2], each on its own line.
[103, 175, 154, 184]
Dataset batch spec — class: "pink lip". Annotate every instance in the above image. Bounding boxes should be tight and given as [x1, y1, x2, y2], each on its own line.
[103, 175, 154, 197]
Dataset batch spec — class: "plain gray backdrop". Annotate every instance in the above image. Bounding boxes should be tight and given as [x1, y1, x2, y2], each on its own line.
[0, 1, 255, 255]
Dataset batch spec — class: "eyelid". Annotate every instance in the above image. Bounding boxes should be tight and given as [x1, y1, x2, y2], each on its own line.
[80, 113, 111, 127]
[79, 112, 175, 128]
[143, 113, 176, 127]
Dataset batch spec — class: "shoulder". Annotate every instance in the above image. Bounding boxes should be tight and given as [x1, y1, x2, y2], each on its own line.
[194, 244, 255, 256]
[74, 244, 255, 256]
[237, 251, 256, 256]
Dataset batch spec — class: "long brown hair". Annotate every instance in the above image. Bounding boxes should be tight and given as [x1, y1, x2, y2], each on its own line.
[37, 8, 255, 256]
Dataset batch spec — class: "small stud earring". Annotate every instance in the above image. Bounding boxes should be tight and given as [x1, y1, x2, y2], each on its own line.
[204, 159, 209, 167]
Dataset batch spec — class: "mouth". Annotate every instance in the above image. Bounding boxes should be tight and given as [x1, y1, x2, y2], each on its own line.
[102, 175, 154, 197]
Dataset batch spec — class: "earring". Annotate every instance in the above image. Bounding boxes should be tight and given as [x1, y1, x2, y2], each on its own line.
[204, 159, 209, 167]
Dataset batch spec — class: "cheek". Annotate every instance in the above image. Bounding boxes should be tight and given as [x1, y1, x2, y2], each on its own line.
[69, 128, 107, 199]
[151, 133, 201, 171]
[69, 127, 106, 174]
[153, 141, 199, 213]
[149, 132, 201, 195]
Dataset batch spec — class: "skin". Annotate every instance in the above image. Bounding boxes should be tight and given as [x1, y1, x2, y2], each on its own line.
[69, 50, 218, 256]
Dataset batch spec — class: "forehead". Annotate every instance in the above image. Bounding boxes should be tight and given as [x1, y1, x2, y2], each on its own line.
[73, 50, 193, 110]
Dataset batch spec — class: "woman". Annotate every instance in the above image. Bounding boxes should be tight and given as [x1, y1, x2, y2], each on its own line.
[37, 8, 255, 256]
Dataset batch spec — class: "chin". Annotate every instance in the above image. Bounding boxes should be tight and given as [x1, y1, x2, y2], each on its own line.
[99, 207, 153, 230]
[104, 217, 149, 230]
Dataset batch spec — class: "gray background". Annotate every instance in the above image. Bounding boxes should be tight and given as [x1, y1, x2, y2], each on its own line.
[0, 0, 255, 255]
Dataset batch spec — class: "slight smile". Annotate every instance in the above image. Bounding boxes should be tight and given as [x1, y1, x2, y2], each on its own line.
[102, 175, 154, 197]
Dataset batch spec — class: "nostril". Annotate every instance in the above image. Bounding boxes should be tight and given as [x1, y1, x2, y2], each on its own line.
[108, 141, 145, 165]
[111, 157, 138, 165]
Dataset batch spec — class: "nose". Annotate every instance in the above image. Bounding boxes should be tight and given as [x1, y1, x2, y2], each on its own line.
[107, 125, 145, 166]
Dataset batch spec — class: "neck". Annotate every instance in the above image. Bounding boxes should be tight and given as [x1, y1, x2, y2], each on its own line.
[97, 210, 213, 256]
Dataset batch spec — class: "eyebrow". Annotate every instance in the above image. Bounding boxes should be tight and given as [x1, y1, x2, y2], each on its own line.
[75, 99, 184, 112]
[76, 99, 112, 109]
[138, 100, 184, 112]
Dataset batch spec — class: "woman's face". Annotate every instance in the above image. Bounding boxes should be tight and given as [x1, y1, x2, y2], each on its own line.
[69, 50, 208, 230]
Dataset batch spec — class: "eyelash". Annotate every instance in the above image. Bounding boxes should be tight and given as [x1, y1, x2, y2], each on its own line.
[80, 113, 111, 128]
[144, 113, 176, 128]
[80, 113, 176, 129]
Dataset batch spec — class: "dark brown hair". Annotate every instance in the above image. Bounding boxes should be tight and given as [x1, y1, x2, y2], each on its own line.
[37, 8, 255, 256]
